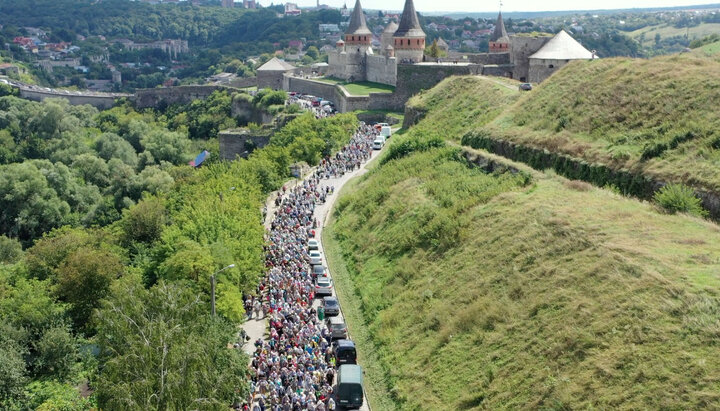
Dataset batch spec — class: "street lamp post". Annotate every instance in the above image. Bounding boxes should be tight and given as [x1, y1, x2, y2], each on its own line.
[211, 264, 236, 317]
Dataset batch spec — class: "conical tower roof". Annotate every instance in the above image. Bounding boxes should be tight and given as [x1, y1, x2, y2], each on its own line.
[529, 30, 597, 60]
[394, 0, 425, 38]
[346, 0, 371, 36]
[383, 21, 399, 33]
[490, 11, 508, 42]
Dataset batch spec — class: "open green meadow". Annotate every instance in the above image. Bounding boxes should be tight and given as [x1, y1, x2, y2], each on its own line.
[327, 141, 720, 409]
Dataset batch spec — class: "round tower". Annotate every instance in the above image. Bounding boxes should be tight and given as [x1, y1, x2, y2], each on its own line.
[392, 0, 425, 63]
[489, 11, 510, 53]
[344, 0, 372, 49]
[381, 21, 398, 51]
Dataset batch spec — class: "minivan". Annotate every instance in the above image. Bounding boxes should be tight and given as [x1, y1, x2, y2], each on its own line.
[326, 316, 348, 339]
[372, 138, 384, 150]
[334, 340, 357, 365]
[336, 364, 364, 409]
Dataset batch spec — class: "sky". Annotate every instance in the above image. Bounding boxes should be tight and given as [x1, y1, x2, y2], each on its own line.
[260, 0, 720, 13]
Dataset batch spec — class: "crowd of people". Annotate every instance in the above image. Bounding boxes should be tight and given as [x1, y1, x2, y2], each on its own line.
[241, 121, 381, 411]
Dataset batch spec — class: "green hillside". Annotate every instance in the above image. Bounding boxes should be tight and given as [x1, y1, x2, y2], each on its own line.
[476, 53, 720, 193]
[326, 142, 720, 409]
[404, 75, 519, 135]
[629, 22, 720, 47]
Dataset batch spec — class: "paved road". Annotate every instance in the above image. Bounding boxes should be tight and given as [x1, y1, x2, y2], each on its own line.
[241, 139, 383, 410]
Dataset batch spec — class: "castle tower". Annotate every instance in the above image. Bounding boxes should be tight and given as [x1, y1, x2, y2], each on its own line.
[344, 0, 372, 49]
[489, 11, 510, 53]
[381, 21, 398, 51]
[392, 0, 425, 63]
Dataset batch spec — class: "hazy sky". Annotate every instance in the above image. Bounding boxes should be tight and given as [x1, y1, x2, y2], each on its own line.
[262, 0, 720, 13]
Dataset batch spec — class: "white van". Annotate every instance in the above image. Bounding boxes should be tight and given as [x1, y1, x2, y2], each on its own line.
[372, 138, 384, 150]
[380, 126, 392, 138]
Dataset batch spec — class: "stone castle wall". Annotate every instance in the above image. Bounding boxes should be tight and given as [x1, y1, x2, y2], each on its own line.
[528, 58, 572, 83]
[510, 36, 552, 82]
[18, 88, 124, 109]
[366, 55, 397, 86]
[133, 85, 231, 109]
[328, 50, 367, 82]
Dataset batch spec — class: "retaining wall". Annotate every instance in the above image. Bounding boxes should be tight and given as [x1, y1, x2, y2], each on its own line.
[462, 132, 720, 220]
[133, 85, 235, 109]
[18, 88, 124, 109]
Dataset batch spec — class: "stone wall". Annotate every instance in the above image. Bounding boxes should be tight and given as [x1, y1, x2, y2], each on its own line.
[229, 77, 257, 88]
[284, 76, 371, 113]
[218, 129, 271, 160]
[443, 52, 510, 65]
[257, 71, 286, 90]
[133, 85, 231, 109]
[231, 95, 275, 125]
[366, 54, 397, 86]
[510, 36, 552, 82]
[481, 64, 515, 78]
[392, 63, 482, 107]
[529, 58, 570, 83]
[18, 88, 123, 109]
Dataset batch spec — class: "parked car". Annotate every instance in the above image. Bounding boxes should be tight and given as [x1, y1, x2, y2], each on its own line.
[315, 276, 333, 296]
[326, 316, 348, 339]
[312, 265, 328, 278]
[519, 83, 533, 91]
[334, 340, 357, 365]
[322, 296, 340, 316]
[309, 250, 323, 265]
[372, 138, 384, 150]
[308, 239, 320, 250]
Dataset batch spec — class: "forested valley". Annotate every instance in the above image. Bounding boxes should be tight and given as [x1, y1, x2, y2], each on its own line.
[0, 89, 358, 409]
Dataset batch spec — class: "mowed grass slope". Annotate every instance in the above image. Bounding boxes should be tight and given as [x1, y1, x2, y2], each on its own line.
[405, 75, 519, 137]
[330, 145, 720, 409]
[481, 53, 720, 192]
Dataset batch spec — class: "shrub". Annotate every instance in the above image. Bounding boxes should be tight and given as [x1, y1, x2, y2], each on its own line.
[654, 183, 707, 217]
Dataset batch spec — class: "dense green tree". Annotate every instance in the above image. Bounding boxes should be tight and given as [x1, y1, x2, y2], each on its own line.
[140, 129, 190, 164]
[95, 132, 139, 168]
[32, 326, 78, 380]
[95, 278, 248, 410]
[0, 236, 23, 264]
[55, 249, 124, 331]
[0, 321, 27, 408]
[120, 197, 168, 245]
[0, 162, 71, 242]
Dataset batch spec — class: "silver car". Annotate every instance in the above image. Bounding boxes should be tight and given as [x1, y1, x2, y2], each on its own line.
[309, 250, 323, 266]
[315, 276, 333, 296]
[326, 316, 348, 339]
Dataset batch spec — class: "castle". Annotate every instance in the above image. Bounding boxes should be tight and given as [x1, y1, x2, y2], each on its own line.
[327, 0, 598, 87]
[327, 0, 424, 86]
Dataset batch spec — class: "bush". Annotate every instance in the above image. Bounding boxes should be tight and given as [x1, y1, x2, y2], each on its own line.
[654, 183, 707, 217]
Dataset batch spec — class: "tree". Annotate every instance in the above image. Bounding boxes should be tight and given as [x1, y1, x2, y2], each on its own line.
[0, 321, 27, 408]
[427, 39, 440, 58]
[32, 326, 78, 380]
[95, 279, 248, 410]
[95, 132, 138, 168]
[0, 235, 23, 264]
[140, 129, 190, 164]
[305, 45, 319, 60]
[55, 249, 124, 332]
[0, 162, 71, 242]
[120, 197, 168, 245]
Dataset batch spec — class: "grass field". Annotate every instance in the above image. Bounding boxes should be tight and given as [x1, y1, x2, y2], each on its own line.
[315, 77, 395, 95]
[473, 52, 720, 193]
[629, 22, 720, 46]
[327, 141, 720, 409]
[405, 75, 519, 137]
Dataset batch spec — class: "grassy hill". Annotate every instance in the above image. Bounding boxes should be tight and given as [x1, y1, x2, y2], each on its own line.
[326, 142, 720, 409]
[403, 75, 519, 133]
[474, 53, 720, 194]
[629, 22, 720, 47]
